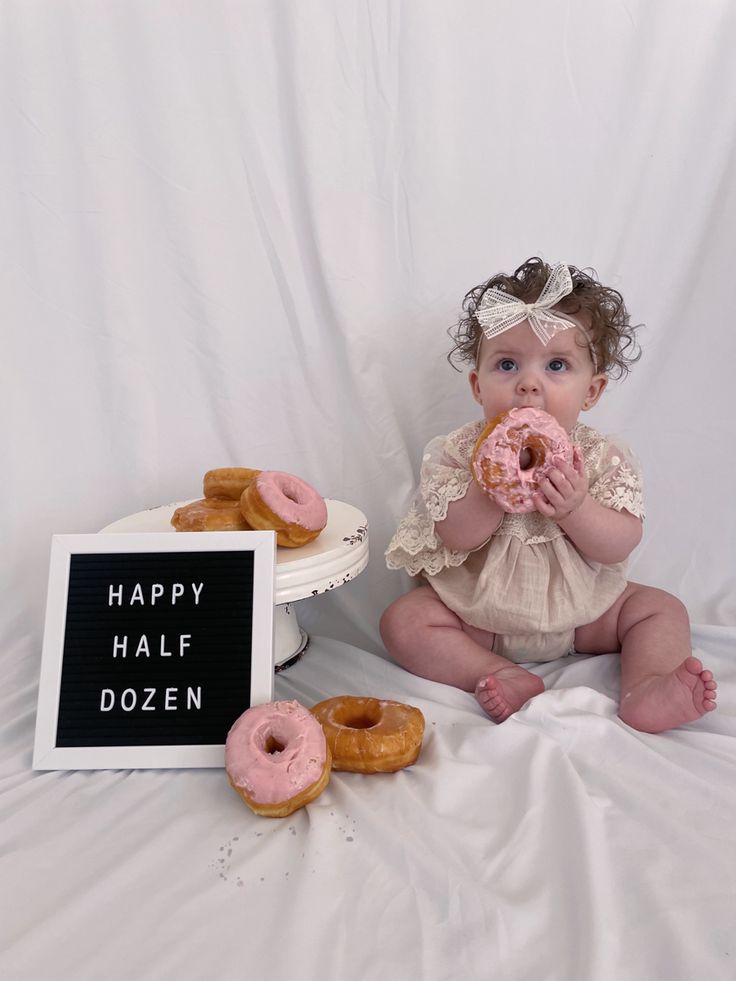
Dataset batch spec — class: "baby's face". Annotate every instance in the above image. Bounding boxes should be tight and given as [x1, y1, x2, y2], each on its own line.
[469, 320, 607, 432]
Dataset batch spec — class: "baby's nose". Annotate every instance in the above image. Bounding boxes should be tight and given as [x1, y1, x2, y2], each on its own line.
[516, 374, 540, 393]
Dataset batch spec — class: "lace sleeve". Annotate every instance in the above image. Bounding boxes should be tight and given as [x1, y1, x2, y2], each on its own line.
[585, 435, 646, 519]
[384, 426, 481, 577]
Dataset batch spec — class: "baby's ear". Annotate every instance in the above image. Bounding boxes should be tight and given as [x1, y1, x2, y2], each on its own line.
[468, 368, 482, 404]
[583, 374, 607, 411]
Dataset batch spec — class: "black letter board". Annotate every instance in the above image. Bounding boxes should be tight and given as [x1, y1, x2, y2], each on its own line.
[33, 532, 275, 770]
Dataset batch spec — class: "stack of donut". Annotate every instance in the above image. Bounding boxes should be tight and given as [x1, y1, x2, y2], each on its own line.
[225, 696, 425, 817]
[171, 466, 328, 548]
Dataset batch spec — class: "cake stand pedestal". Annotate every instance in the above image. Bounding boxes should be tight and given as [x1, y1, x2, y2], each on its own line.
[100, 499, 369, 669]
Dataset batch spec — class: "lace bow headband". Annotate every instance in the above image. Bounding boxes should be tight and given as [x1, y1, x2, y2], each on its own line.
[475, 263, 600, 371]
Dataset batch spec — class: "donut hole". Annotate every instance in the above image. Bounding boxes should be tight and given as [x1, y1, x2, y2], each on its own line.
[264, 735, 286, 755]
[331, 700, 383, 730]
[519, 437, 547, 472]
[519, 447, 536, 471]
[278, 479, 303, 506]
[345, 712, 380, 730]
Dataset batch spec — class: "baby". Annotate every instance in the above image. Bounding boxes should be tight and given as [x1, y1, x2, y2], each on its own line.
[381, 258, 717, 733]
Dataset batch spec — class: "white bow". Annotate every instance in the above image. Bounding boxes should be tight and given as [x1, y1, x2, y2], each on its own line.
[476, 263, 575, 345]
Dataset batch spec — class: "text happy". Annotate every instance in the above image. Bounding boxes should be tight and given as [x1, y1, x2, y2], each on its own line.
[108, 582, 204, 606]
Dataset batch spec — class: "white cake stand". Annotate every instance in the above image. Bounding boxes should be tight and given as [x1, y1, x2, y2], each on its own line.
[99, 499, 369, 670]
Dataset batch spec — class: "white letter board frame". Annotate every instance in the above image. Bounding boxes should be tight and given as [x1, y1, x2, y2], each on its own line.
[33, 531, 276, 771]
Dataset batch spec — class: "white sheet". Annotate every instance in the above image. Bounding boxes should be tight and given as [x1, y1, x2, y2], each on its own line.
[2, 631, 735, 980]
[2, 2, 736, 978]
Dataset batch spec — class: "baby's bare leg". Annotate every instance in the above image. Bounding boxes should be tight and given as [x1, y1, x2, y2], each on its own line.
[380, 586, 544, 721]
[575, 582, 717, 733]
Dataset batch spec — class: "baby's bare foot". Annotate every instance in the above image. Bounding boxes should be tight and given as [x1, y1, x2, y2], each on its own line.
[475, 666, 545, 723]
[618, 656, 718, 734]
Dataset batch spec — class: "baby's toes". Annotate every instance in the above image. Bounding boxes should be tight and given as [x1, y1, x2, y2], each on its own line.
[701, 674, 717, 707]
[480, 690, 503, 711]
[701, 682, 717, 710]
[475, 679, 498, 707]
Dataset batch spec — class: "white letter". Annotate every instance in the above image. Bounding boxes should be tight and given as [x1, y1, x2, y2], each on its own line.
[164, 687, 178, 710]
[191, 582, 204, 605]
[142, 688, 156, 711]
[171, 583, 185, 605]
[187, 686, 202, 710]
[100, 689, 115, 711]
[135, 635, 150, 657]
[120, 689, 137, 711]
[179, 634, 191, 657]
[112, 635, 128, 658]
[130, 583, 144, 605]
[159, 635, 172, 657]
[108, 585, 123, 607]
[150, 583, 164, 606]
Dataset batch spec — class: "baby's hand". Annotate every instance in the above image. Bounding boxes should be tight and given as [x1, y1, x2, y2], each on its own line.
[533, 447, 588, 521]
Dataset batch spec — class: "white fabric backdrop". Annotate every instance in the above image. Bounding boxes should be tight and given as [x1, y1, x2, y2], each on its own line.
[3, 2, 736, 701]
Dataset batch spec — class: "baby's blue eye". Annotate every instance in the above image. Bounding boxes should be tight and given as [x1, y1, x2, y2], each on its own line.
[498, 358, 517, 372]
[547, 359, 568, 372]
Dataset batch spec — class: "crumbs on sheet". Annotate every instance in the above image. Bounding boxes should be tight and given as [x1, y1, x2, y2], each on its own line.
[209, 810, 358, 888]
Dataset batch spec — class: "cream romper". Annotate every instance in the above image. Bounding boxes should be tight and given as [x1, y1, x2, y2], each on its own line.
[385, 420, 645, 663]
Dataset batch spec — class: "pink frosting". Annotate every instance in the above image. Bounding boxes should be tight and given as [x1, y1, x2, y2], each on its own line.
[225, 700, 327, 804]
[255, 472, 328, 531]
[473, 407, 573, 513]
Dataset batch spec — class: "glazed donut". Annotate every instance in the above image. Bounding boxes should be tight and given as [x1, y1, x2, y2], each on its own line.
[310, 696, 425, 773]
[225, 700, 332, 818]
[203, 467, 261, 501]
[471, 407, 574, 513]
[240, 471, 328, 548]
[171, 497, 252, 532]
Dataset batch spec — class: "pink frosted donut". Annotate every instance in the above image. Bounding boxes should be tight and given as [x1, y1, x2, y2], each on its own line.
[240, 471, 328, 548]
[225, 700, 332, 818]
[471, 407, 574, 513]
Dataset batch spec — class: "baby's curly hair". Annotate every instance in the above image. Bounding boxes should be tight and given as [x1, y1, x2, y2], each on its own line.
[448, 257, 641, 379]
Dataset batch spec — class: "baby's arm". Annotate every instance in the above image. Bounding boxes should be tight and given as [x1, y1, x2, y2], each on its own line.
[557, 496, 641, 563]
[534, 449, 642, 563]
[434, 479, 505, 552]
